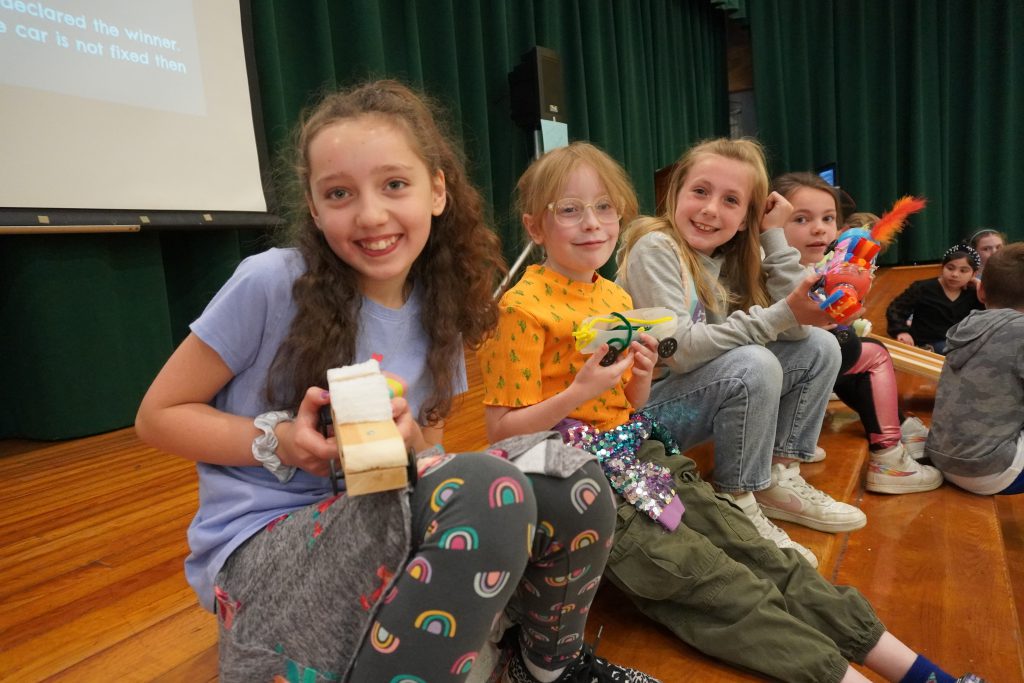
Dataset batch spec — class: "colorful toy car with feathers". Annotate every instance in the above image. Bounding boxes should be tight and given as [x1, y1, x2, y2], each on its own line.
[811, 196, 927, 324]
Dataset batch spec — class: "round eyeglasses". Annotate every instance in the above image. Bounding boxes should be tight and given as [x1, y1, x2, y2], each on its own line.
[546, 197, 621, 226]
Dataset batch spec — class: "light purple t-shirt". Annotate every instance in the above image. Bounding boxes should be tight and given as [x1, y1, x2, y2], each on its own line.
[185, 248, 466, 611]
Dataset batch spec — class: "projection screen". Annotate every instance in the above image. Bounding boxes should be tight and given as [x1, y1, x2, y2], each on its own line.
[0, 0, 269, 228]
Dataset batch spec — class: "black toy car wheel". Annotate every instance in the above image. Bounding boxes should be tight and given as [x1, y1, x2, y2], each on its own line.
[600, 347, 620, 366]
[657, 338, 678, 358]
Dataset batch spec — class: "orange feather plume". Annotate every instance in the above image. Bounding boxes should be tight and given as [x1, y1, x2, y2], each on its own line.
[870, 196, 927, 246]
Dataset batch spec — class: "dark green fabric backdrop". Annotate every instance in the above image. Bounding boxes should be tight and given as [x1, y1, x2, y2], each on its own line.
[0, 229, 269, 440]
[1, 0, 727, 440]
[252, 0, 729, 257]
[749, 0, 1024, 264]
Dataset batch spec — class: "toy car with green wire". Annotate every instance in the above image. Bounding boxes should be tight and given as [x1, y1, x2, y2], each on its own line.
[573, 307, 679, 366]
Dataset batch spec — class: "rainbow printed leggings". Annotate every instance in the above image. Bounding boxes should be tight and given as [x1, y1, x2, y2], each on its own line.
[215, 453, 614, 682]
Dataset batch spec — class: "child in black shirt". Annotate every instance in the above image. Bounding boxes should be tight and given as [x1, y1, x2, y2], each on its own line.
[886, 244, 984, 354]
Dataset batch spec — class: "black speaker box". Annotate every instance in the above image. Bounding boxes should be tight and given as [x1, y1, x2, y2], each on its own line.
[509, 46, 567, 130]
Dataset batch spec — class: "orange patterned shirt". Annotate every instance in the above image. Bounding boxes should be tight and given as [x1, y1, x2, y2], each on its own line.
[479, 264, 634, 431]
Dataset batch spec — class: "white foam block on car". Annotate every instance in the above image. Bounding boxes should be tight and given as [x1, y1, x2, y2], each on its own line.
[327, 360, 393, 424]
[326, 359, 407, 477]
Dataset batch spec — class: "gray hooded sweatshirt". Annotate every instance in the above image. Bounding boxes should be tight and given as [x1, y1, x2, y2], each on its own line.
[925, 308, 1024, 477]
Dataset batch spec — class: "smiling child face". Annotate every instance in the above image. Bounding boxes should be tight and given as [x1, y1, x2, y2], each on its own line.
[783, 187, 838, 266]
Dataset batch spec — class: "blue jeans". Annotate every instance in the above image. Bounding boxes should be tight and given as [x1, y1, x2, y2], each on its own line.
[645, 328, 841, 493]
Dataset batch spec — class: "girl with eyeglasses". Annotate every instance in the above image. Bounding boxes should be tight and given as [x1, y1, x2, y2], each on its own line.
[480, 141, 985, 683]
[482, 142, 661, 444]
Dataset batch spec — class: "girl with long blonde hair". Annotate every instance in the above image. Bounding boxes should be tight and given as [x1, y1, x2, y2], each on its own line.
[617, 138, 865, 563]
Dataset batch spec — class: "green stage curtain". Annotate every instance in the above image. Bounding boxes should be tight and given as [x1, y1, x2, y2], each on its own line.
[748, 0, 1024, 264]
[1, 0, 727, 440]
[252, 0, 729, 259]
[0, 229, 267, 440]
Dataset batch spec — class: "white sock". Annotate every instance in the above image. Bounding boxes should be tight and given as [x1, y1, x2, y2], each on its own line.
[523, 652, 566, 683]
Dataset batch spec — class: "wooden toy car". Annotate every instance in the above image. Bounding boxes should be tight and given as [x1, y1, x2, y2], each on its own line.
[323, 359, 410, 496]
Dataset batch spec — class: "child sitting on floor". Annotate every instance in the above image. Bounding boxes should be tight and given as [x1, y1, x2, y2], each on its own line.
[772, 171, 942, 494]
[478, 140, 986, 683]
[616, 138, 867, 555]
[969, 228, 1007, 277]
[135, 79, 653, 683]
[886, 243, 984, 354]
[926, 243, 1024, 495]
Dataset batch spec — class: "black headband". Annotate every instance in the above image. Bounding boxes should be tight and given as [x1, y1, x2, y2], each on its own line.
[942, 243, 981, 270]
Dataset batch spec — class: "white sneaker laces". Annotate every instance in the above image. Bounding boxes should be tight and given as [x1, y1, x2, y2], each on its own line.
[749, 505, 790, 543]
[777, 465, 836, 506]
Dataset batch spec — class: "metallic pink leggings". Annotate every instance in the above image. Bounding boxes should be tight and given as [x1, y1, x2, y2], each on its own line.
[840, 341, 901, 450]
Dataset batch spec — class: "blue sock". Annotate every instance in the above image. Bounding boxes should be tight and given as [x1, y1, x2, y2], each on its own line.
[900, 655, 955, 683]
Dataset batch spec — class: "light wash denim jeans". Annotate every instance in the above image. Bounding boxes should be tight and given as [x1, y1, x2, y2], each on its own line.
[645, 327, 841, 493]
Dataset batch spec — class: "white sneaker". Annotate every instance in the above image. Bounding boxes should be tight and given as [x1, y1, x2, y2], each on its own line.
[755, 462, 867, 533]
[867, 443, 943, 494]
[900, 416, 929, 460]
[809, 445, 827, 463]
[728, 491, 818, 568]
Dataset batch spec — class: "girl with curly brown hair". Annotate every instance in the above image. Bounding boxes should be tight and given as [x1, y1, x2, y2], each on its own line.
[136, 80, 641, 683]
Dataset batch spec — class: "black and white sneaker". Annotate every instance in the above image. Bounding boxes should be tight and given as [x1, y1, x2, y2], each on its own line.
[504, 641, 661, 683]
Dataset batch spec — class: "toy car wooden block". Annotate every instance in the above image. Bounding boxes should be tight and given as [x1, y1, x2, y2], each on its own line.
[326, 359, 409, 496]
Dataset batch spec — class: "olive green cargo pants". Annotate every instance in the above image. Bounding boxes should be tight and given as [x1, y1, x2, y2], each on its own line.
[606, 441, 885, 683]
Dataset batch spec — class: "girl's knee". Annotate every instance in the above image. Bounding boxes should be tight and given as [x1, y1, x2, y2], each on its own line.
[574, 459, 617, 529]
[859, 340, 890, 368]
[433, 450, 527, 483]
[529, 459, 616, 537]
[804, 327, 842, 371]
[417, 452, 536, 524]
[727, 345, 783, 391]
